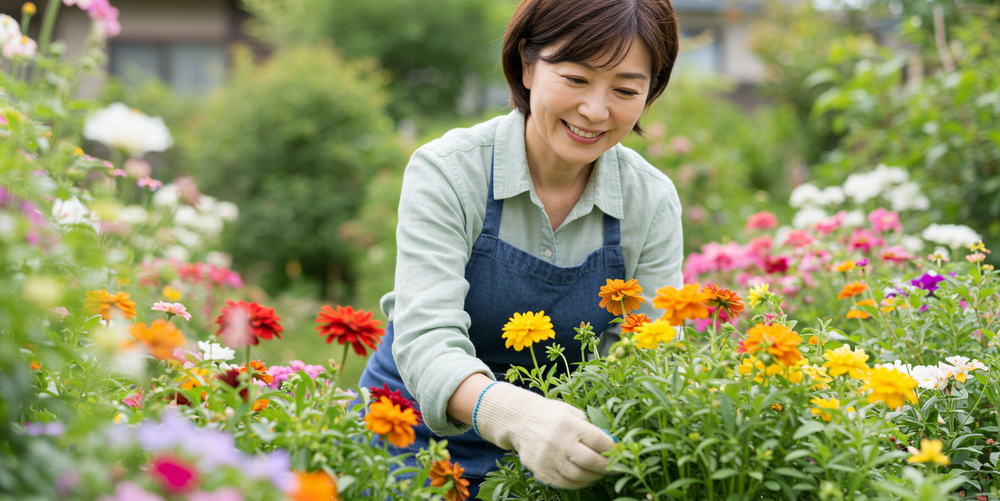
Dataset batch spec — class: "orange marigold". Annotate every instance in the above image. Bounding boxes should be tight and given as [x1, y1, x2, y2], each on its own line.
[598, 278, 645, 316]
[366, 396, 418, 448]
[703, 283, 745, 318]
[314, 305, 385, 356]
[125, 319, 187, 360]
[429, 460, 471, 501]
[653, 283, 711, 326]
[290, 470, 339, 501]
[85, 289, 137, 321]
[837, 281, 868, 300]
[620, 313, 652, 334]
[742, 323, 803, 367]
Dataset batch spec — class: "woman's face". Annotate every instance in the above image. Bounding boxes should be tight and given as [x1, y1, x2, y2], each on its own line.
[522, 37, 652, 173]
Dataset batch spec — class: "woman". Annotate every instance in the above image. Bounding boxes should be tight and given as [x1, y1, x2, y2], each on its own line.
[358, 0, 682, 495]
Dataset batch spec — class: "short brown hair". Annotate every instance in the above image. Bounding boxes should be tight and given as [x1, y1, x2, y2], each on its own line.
[501, 0, 679, 134]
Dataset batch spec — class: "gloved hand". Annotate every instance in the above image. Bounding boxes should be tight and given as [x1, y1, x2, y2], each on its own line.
[473, 381, 615, 489]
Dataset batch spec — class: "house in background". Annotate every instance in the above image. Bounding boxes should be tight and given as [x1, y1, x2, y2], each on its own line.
[2, 0, 765, 103]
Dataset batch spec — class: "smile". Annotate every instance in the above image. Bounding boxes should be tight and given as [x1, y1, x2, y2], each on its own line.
[564, 121, 604, 139]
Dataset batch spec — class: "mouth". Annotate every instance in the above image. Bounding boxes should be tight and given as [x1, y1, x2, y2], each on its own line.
[563, 120, 604, 140]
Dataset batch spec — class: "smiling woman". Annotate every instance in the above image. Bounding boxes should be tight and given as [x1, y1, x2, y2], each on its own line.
[355, 0, 683, 496]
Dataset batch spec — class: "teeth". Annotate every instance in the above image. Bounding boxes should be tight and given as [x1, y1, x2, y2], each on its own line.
[567, 123, 601, 139]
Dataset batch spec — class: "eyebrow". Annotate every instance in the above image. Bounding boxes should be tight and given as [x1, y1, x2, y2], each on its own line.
[574, 61, 649, 81]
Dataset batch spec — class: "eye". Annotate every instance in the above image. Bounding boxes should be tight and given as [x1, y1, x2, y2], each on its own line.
[563, 76, 588, 85]
[615, 88, 640, 97]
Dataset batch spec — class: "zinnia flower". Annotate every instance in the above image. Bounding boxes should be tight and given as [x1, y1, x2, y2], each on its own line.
[290, 470, 339, 501]
[151, 301, 191, 321]
[365, 396, 418, 448]
[907, 438, 949, 466]
[803, 364, 833, 390]
[703, 283, 745, 319]
[429, 460, 471, 501]
[314, 305, 385, 356]
[502, 311, 555, 351]
[214, 300, 283, 347]
[834, 260, 856, 273]
[598, 278, 645, 316]
[149, 453, 199, 495]
[742, 323, 803, 367]
[745, 211, 778, 231]
[631, 318, 677, 349]
[822, 345, 870, 379]
[837, 281, 867, 300]
[620, 313, 651, 333]
[85, 289, 137, 321]
[370, 384, 423, 424]
[746, 283, 774, 308]
[861, 366, 918, 410]
[809, 397, 854, 422]
[126, 319, 187, 360]
[653, 283, 710, 326]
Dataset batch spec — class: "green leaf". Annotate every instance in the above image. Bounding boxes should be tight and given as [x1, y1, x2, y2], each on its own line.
[711, 468, 738, 480]
[793, 421, 826, 440]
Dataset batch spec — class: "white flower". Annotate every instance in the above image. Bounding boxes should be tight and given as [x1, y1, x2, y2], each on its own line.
[910, 364, 950, 390]
[2, 35, 37, 59]
[901, 236, 925, 254]
[152, 183, 180, 208]
[173, 205, 200, 227]
[789, 183, 823, 208]
[83, 102, 173, 157]
[842, 172, 883, 204]
[843, 209, 866, 228]
[921, 223, 982, 249]
[793, 207, 827, 228]
[942, 356, 988, 383]
[0, 14, 21, 45]
[198, 341, 236, 362]
[214, 201, 239, 222]
[171, 227, 203, 249]
[819, 186, 846, 206]
[875, 360, 912, 376]
[163, 245, 190, 262]
[205, 251, 232, 268]
[885, 182, 929, 211]
[51, 197, 92, 225]
[116, 205, 148, 225]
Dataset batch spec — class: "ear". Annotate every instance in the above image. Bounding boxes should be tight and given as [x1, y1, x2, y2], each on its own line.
[519, 39, 533, 90]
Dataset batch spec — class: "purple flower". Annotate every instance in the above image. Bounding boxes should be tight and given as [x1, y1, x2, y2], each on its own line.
[24, 421, 65, 437]
[243, 449, 295, 492]
[98, 481, 163, 501]
[911, 272, 946, 294]
[189, 488, 245, 501]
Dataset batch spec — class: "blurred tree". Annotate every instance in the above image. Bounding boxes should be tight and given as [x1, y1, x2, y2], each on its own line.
[177, 44, 407, 300]
[241, 0, 516, 121]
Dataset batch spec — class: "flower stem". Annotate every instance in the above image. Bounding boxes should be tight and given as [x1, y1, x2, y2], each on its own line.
[331, 343, 349, 391]
[36, 0, 61, 59]
[244, 345, 250, 366]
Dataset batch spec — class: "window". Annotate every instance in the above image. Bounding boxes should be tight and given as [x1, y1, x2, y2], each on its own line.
[110, 42, 226, 95]
[676, 28, 721, 76]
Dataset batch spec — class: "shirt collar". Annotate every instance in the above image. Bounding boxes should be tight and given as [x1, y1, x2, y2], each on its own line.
[491, 110, 625, 220]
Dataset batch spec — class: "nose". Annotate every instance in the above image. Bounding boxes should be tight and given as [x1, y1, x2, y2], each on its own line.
[578, 90, 610, 123]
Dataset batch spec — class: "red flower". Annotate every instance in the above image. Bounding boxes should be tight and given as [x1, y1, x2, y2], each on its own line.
[149, 453, 199, 495]
[370, 384, 423, 424]
[214, 300, 283, 347]
[216, 368, 250, 401]
[314, 305, 385, 356]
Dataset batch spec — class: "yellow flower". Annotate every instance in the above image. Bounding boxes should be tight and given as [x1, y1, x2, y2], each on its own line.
[861, 366, 919, 410]
[746, 283, 773, 308]
[501, 311, 555, 351]
[743, 323, 803, 366]
[22, 2, 36, 16]
[598, 279, 645, 316]
[85, 289, 137, 321]
[803, 364, 833, 390]
[125, 319, 187, 360]
[834, 260, 856, 273]
[770, 403, 783, 412]
[822, 345, 870, 379]
[653, 283, 711, 326]
[162, 285, 183, 301]
[631, 318, 677, 349]
[907, 438, 949, 466]
[738, 355, 804, 384]
[365, 396, 418, 448]
[810, 397, 855, 422]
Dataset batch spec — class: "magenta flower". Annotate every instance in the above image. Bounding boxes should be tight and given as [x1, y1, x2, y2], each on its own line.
[152, 301, 192, 321]
[868, 207, 902, 233]
[149, 453, 200, 495]
[847, 228, 884, 253]
[123, 390, 143, 409]
[746, 211, 778, 231]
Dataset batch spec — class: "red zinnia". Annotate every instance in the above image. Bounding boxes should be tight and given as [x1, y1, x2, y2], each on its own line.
[314, 305, 385, 356]
[214, 300, 283, 347]
[370, 384, 423, 423]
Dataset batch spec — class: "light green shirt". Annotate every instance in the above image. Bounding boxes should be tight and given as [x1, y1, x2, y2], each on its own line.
[382, 110, 684, 435]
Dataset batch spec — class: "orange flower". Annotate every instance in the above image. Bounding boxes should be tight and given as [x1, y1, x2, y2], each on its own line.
[30, 360, 41, 370]
[834, 260, 856, 273]
[241, 360, 274, 385]
[429, 460, 471, 501]
[291, 470, 339, 501]
[742, 323, 803, 367]
[847, 298, 876, 319]
[126, 319, 187, 360]
[85, 289, 137, 321]
[703, 283, 745, 318]
[252, 399, 270, 412]
[314, 305, 385, 356]
[365, 396, 418, 448]
[598, 279, 645, 316]
[653, 283, 711, 326]
[837, 281, 867, 300]
[620, 313, 652, 333]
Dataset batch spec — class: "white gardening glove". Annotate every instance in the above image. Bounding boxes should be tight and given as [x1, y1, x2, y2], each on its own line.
[473, 381, 615, 489]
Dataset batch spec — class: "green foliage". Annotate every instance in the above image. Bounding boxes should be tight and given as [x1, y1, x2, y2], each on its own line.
[178, 44, 407, 300]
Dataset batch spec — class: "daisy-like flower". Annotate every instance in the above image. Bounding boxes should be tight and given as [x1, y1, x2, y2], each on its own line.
[837, 281, 868, 300]
[126, 319, 187, 360]
[598, 278, 645, 316]
[653, 283, 711, 326]
[703, 283, 745, 319]
[290, 470, 339, 501]
[631, 318, 677, 349]
[502, 311, 555, 351]
[746, 283, 774, 308]
[214, 300, 283, 347]
[429, 460, 471, 501]
[907, 438, 949, 466]
[365, 396, 419, 448]
[941, 356, 988, 383]
[822, 345, 870, 379]
[151, 301, 191, 321]
[809, 397, 855, 422]
[85, 289, 137, 321]
[737, 355, 805, 385]
[910, 364, 950, 390]
[861, 366, 919, 410]
[620, 313, 651, 333]
[314, 305, 385, 356]
[803, 364, 833, 390]
[370, 384, 423, 424]
[197, 340, 235, 361]
[742, 323, 803, 367]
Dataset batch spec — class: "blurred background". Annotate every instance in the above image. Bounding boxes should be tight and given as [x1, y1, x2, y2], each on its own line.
[3, 0, 996, 384]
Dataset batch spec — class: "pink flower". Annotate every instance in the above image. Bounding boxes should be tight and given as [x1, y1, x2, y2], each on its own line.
[110, 168, 127, 177]
[149, 454, 199, 495]
[123, 390, 143, 409]
[868, 207, 902, 233]
[847, 228, 884, 253]
[137, 177, 164, 191]
[85, 0, 121, 38]
[189, 488, 245, 501]
[152, 301, 192, 321]
[746, 211, 778, 231]
[879, 245, 915, 263]
[98, 482, 163, 501]
[63, 0, 94, 8]
[783, 229, 815, 248]
[814, 211, 846, 235]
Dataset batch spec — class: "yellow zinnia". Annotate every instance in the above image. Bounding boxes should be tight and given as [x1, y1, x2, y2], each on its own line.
[653, 283, 711, 326]
[746, 283, 773, 308]
[631, 318, 676, 349]
[861, 366, 919, 410]
[803, 364, 833, 390]
[85, 289, 137, 321]
[365, 396, 418, 448]
[502, 311, 555, 351]
[822, 345, 870, 379]
[598, 278, 645, 316]
[907, 438, 949, 466]
[809, 397, 855, 422]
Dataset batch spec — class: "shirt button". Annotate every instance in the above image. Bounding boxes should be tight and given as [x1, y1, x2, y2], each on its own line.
[543, 248, 553, 258]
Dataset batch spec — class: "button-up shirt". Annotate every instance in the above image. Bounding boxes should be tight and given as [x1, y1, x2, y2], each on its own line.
[382, 110, 684, 435]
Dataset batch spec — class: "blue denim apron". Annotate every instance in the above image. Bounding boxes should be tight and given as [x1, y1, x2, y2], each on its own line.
[358, 154, 625, 497]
